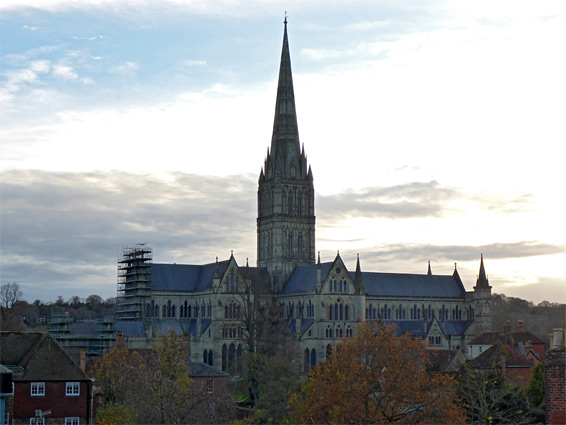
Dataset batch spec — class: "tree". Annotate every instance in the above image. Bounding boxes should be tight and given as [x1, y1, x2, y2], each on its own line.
[91, 330, 235, 424]
[525, 363, 545, 423]
[289, 323, 466, 424]
[0, 282, 23, 308]
[457, 365, 536, 424]
[0, 282, 25, 331]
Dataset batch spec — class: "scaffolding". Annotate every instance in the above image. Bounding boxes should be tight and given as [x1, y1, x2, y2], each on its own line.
[116, 243, 152, 320]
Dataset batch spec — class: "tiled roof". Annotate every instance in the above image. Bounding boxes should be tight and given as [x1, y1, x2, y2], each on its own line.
[115, 321, 146, 337]
[149, 261, 270, 293]
[512, 331, 545, 345]
[282, 262, 466, 298]
[468, 332, 502, 345]
[283, 263, 332, 293]
[362, 272, 465, 298]
[468, 330, 545, 346]
[186, 362, 229, 377]
[150, 260, 229, 292]
[428, 349, 466, 372]
[438, 320, 473, 337]
[148, 318, 212, 336]
[376, 320, 427, 337]
[0, 332, 90, 381]
[468, 341, 535, 369]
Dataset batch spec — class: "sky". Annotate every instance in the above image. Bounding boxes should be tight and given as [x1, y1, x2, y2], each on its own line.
[1, 0, 565, 305]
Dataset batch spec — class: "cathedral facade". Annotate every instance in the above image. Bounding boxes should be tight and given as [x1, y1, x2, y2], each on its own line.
[115, 21, 492, 372]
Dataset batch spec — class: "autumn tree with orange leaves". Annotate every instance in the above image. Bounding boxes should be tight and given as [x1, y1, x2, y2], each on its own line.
[288, 323, 466, 424]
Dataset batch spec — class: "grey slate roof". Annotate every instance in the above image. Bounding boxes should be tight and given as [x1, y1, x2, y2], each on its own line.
[148, 319, 212, 336]
[361, 272, 465, 298]
[283, 263, 332, 293]
[282, 262, 465, 298]
[375, 320, 427, 337]
[150, 260, 229, 292]
[115, 321, 146, 337]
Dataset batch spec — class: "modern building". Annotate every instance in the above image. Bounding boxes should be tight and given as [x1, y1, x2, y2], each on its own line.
[107, 20, 493, 371]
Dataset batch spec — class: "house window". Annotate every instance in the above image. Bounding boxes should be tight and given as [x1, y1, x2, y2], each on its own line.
[66, 382, 80, 396]
[65, 418, 80, 425]
[30, 419, 45, 425]
[30, 382, 45, 396]
[207, 378, 214, 394]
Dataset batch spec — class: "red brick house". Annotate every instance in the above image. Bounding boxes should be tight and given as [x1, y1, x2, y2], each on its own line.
[467, 320, 546, 361]
[467, 340, 536, 388]
[0, 332, 93, 425]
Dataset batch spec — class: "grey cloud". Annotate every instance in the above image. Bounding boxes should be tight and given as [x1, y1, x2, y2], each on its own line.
[317, 180, 534, 220]
[0, 170, 257, 300]
[317, 180, 457, 219]
[360, 241, 565, 264]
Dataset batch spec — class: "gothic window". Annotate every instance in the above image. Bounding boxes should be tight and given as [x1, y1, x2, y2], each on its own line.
[208, 301, 212, 317]
[146, 304, 151, 317]
[344, 282, 348, 293]
[162, 305, 167, 317]
[288, 195, 293, 214]
[328, 305, 333, 320]
[298, 196, 302, 215]
[201, 304, 206, 317]
[203, 350, 208, 363]
[298, 234, 303, 255]
[180, 303, 184, 318]
[311, 348, 317, 367]
[222, 344, 227, 371]
[208, 350, 213, 366]
[228, 344, 236, 371]
[345, 305, 349, 321]
[288, 233, 293, 257]
[339, 303, 344, 321]
[304, 349, 310, 372]
[188, 304, 192, 318]
[172, 305, 176, 318]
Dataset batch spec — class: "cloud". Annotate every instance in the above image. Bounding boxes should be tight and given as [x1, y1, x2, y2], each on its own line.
[360, 241, 565, 264]
[0, 170, 257, 300]
[110, 61, 138, 76]
[317, 181, 458, 219]
[22, 25, 40, 31]
[53, 64, 79, 80]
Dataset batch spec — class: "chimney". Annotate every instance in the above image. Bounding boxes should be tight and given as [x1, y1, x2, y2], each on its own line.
[552, 329, 565, 349]
[80, 349, 86, 372]
[517, 320, 524, 332]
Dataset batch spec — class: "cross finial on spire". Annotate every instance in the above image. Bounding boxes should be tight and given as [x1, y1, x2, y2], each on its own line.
[284, 11, 288, 26]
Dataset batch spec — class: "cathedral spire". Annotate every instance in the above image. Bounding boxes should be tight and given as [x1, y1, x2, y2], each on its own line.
[268, 17, 303, 179]
[476, 253, 490, 288]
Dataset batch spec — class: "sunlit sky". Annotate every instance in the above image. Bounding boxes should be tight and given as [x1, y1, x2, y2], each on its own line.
[1, 0, 565, 305]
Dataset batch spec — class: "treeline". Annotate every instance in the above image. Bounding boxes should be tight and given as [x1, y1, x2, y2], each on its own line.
[492, 293, 565, 345]
[1, 283, 117, 331]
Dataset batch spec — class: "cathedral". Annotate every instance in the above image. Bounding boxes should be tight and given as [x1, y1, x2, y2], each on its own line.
[115, 20, 492, 372]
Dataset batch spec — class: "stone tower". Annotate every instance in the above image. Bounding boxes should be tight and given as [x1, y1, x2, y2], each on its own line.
[257, 19, 315, 291]
[470, 254, 493, 335]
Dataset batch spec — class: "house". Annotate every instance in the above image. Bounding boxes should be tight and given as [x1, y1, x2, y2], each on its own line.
[0, 332, 93, 425]
[467, 320, 546, 360]
[428, 349, 466, 373]
[467, 340, 536, 388]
